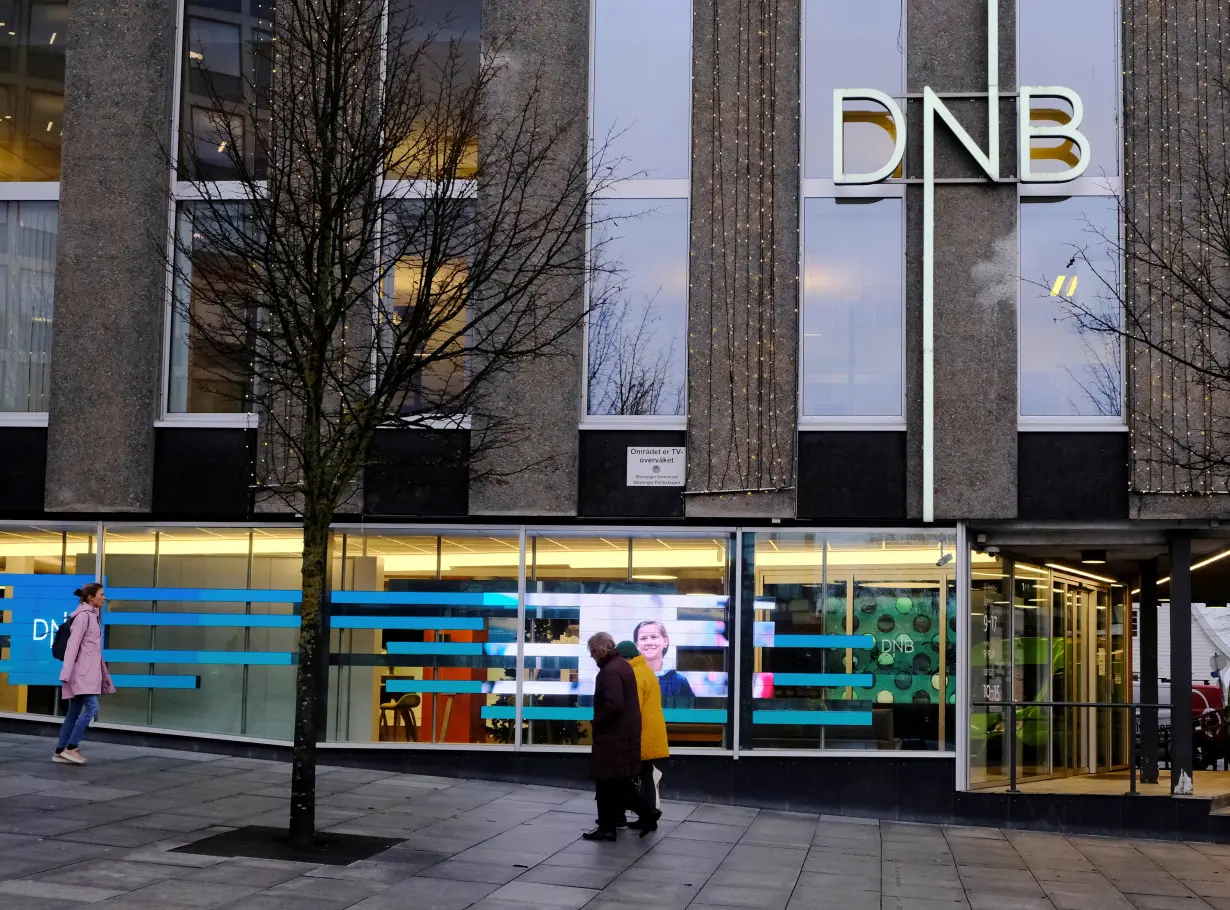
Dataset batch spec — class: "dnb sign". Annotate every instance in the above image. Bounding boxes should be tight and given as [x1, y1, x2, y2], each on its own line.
[834, 3, 1091, 524]
[0, 574, 95, 686]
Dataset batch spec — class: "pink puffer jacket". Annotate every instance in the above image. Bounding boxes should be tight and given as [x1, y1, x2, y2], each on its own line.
[59, 604, 115, 699]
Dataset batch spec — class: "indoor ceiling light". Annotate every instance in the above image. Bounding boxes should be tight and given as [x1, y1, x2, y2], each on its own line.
[1081, 549, 1108, 564]
[1045, 563, 1117, 585]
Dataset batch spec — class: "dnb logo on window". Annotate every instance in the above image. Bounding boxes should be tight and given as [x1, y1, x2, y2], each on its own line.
[831, 2, 1092, 524]
[0, 574, 95, 686]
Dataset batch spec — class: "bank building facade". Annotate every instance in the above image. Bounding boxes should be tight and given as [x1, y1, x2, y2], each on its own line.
[1, 0, 1228, 838]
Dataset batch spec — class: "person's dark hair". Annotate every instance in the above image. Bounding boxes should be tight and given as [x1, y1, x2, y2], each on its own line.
[633, 620, 670, 657]
[73, 583, 103, 603]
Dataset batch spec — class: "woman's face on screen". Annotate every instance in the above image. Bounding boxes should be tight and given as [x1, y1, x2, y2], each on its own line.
[636, 624, 666, 668]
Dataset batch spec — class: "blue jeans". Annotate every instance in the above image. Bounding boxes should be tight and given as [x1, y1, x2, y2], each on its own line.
[56, 695, 99, 749]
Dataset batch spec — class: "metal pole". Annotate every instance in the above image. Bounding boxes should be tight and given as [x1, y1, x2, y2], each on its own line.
[1008, 702, 1018, 792]
[1169, 533, 1194, 794]
[1128, 706, 1138, 795]
[1139, 558, 1159, 784]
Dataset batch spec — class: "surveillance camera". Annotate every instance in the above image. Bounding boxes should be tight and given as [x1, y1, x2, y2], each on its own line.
[936, 553, 954, 567]
[985, 545, 1000, 555]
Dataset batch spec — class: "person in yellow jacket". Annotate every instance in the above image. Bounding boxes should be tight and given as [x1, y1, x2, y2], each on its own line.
[617, 640, 667, 833]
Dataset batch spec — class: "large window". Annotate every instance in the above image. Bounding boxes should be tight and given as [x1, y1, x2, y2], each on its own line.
[1019, 197, 1121, 418]
[178, 1, 273, 181]
[0, 1, 65, 417]
[744, 531, 957, 752]
[168, 203, 256, 415]
[0, 525, 97, 720]
[0, 0, 66, 182]
[167, 1, 481, 420]
[0, 201, 56, 412]
[100, 527, 303, 741]
[1017, 0, 1122, 427]
[328, 532, 519, 746]
[522, 533, 732, 749]
[585, 0, 690, 423]
[800, 0, 905, 426]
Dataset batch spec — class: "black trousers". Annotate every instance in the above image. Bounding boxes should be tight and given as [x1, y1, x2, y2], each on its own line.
[595, 777, 652, 829]
[639, 759, 661, 809]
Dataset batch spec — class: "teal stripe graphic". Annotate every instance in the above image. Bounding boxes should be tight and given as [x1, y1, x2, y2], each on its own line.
[752, 710, 873, 726]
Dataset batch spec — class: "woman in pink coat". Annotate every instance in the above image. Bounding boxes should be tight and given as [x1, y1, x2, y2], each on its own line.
[55, 583, 115, 765]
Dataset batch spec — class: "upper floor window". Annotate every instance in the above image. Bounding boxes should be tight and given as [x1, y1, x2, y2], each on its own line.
[0, 1, 64, 417]
[0, 200, 56, 412]
[585, 0, 691, 422]
[0, 0, 67, 182]
[178, 1, 273, 181]
[800, 0, 905, 426]
[166, 0, 481, 419]
[1018, 0, 1119, 181]
[1017, 0, 1122, 427]
[803, 0, 903, 183]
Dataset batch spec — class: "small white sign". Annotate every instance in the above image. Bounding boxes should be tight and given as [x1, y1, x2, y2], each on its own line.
[626, 446, 686, 487]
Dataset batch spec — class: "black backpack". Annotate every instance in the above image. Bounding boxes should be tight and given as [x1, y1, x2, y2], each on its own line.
[51, 615, 75, 661]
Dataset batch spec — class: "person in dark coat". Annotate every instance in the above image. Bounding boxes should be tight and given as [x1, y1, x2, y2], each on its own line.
[584, 632, 654, 841]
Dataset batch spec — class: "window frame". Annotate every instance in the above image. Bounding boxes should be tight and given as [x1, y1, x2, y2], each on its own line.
[162, 0, 480, 428]
[580, 0, 692, 430]
[798, 0, 908, 431]
[1016, 0, 1126, 432]
[0, 1, 67, 423]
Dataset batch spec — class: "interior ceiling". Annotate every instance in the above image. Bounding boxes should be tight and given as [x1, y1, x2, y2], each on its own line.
[988, 541, 1230, 605]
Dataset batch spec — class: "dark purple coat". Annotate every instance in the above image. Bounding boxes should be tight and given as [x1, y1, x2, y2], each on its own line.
[590, 654, 642, 780]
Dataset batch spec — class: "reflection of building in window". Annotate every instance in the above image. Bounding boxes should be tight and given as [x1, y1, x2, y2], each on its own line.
[179, 2, 273, 180]
[0, 201, 56, 411]
[586, 0, 690, 421]
[0, 0, 67, 181]
[801, 0, 905, 426]
[586, 199, 688, 418]
[168, 204, 254, 414]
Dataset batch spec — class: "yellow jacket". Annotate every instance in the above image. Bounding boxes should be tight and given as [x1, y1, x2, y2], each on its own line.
[628, 654, 670, 760]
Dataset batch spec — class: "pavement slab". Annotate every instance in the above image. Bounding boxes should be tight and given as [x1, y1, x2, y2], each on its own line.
[0, 734, 1225, 909]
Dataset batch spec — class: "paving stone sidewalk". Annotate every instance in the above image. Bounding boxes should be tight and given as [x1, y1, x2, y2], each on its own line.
[0, 733, 1228, 909]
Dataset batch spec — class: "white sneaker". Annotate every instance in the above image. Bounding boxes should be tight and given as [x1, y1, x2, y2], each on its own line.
[52, 752, 72, 764]
[59, 749, 86, 765]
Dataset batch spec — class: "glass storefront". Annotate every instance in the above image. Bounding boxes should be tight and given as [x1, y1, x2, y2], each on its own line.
[2, 522, 974, 759]
[743, 531, 957, 752]
[968, 557, 1132, 788]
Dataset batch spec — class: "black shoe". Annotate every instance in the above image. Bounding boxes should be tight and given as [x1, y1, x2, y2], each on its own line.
[629, 809, 663, 837]
[582, 827, 617, 842]
[593, 817, 628, 828]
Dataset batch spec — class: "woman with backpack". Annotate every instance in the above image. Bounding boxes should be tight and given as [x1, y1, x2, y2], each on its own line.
[54, 583, 115, 765]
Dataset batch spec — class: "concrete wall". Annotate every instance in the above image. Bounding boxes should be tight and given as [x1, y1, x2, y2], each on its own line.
[1123, 0, 1230, 518]
[44, 0, 178, 513]
[686, 0, 800, 519]
[906, 0, 1018, 521]
[468, 0, 589, 516]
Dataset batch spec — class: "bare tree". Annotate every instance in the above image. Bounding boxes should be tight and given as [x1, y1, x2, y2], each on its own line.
[587, 292, 684, 416]
[174, 0, 614, 846]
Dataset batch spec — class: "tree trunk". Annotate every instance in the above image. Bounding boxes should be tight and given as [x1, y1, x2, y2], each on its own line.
[288, 508, 330, 848]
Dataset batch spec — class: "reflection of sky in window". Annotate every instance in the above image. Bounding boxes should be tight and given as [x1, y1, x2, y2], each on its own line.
[1019, 0, 1119, 178]
[804, 0, 903, 179]
[802, 198, 903, 416]
[589, 200, 688, 416]
[1019, 197, 1121, 417]
[592, 0, 690, 181]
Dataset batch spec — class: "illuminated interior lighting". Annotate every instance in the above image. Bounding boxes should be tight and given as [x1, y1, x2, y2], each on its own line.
[189, 50, 204, 61]
[217, 141, 228, 153]
[45, 121, 52, 132]
[1129, 548, 1230, 595]
[1081, 549, 1107, 565]
[48, 32, 55, 45]
[1045, 563, 1117, 585]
